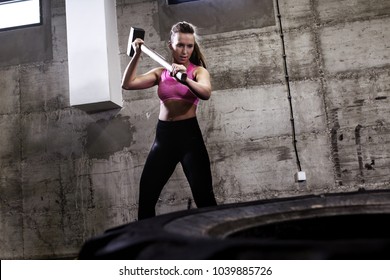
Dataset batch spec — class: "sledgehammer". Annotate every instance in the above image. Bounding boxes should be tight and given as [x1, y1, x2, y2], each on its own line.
[127, 27, 187, 82]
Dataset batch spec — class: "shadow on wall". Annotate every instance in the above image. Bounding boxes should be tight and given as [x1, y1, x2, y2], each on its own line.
[84, 115, 135, 160]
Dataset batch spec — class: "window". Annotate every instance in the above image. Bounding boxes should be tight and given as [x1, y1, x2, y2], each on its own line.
[166, 0, 199, 5]
[0, 0, 51, 67]
[0, 0, 41, 31]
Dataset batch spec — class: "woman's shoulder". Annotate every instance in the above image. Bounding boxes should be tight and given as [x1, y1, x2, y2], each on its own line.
[151, 67, 165, 75]
[192, 64, 208, 75]
[149, 67, 165, 82]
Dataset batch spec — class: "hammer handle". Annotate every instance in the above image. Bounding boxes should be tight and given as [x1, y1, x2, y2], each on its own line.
[140, 45, 187, 82]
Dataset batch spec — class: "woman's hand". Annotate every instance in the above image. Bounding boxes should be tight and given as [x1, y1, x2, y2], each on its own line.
[132, 38, 144, 56]
[170, 63, 187, 77]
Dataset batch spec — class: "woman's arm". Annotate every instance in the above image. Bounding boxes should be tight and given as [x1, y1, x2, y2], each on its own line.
[187, 66, 212, 100]
[121, 39, 162, 90]
[172, 64, 212, 100]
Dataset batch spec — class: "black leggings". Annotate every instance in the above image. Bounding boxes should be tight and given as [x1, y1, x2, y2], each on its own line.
[138, 117, 217, 220]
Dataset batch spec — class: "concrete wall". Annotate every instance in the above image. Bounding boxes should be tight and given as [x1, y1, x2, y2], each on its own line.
[0, 0, 389, 259]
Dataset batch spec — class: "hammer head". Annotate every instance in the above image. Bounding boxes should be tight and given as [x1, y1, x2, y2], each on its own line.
[127, 27, 145, 57]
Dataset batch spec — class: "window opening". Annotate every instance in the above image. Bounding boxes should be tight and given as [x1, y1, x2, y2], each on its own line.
[166, 0, 200, 5]
[0, 0, 41, 31]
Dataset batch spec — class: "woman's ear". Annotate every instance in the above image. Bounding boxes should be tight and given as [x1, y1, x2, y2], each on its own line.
[168, 41, 173, 50]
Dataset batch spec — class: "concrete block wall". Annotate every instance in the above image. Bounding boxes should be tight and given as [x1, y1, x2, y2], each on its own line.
[0, 0, 389, 259]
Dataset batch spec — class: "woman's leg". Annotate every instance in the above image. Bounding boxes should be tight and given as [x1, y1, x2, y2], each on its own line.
[181, 136, 217, 208]
[138, 141, 178, 220]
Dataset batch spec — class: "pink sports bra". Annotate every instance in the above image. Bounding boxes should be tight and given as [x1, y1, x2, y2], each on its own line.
[158, 63, 199, 105]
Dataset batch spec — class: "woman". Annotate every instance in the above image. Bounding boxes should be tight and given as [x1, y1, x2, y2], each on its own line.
[122, 21, 217, 220]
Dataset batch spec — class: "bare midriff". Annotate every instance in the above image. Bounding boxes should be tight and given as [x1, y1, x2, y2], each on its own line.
[158, 99, 197, 121]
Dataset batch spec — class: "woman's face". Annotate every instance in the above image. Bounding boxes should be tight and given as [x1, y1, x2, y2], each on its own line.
[170, 32, 195, 66]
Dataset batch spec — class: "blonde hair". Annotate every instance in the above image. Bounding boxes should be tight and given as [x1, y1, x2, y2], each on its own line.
[170, 21, 207, 68]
